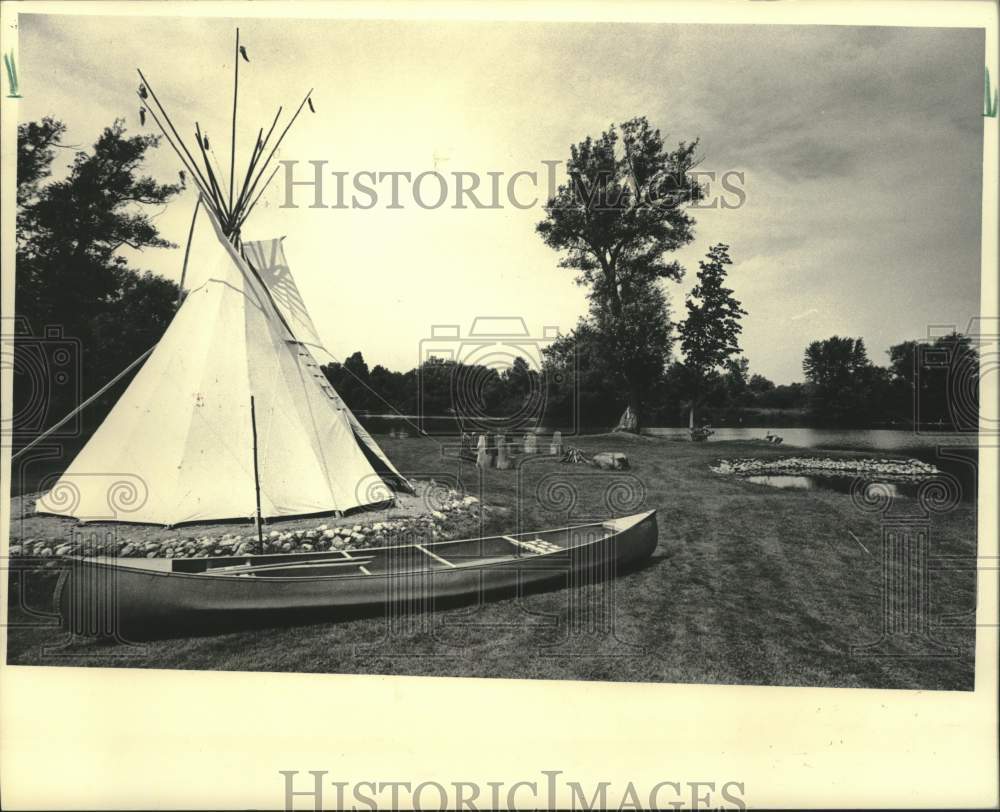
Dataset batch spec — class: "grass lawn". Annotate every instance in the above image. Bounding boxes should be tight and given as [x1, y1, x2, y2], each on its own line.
[5, 434, 977, 690]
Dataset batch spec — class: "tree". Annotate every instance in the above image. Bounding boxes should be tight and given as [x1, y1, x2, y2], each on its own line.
[369, 363, 414, 414]
[888, 333, 978, 429]
[17, 117, 67, 206]
[759, 382, 807, 411]
[719, 356, 751, 406]
[498, 356, 543, 420]
[802, 336, 877, 425]
[15, 118, 183, 435]
[541, 324, 621, 428]
[323, 351, 376, 412]
[748, 373, 775, 398]
[677, 243, 747, 427]
[536, 116, 703, 427]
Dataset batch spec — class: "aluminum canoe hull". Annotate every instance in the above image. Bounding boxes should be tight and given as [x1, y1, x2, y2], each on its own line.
[57, 510, 658, 638]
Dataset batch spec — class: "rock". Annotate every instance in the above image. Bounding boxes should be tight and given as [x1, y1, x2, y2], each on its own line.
[711, 455, 940, 479]
[55, 544, 75, 556]
[301, 543, 313, 551]
[592, 451, 630, 470]
[495, 435, 511, 469]
[9, 545, 22, 556]
[121, 544, 136, 556]
[146, 552, 158, 558]
[476, 433, 490, 469]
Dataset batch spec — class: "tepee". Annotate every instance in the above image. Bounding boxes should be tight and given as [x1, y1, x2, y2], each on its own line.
[34, 32, 412, 525]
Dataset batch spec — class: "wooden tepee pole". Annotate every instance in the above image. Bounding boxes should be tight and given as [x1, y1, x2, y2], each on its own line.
[250, 395, 264, 549]
[177, 195, 203, 297]
[229, 28, 240, 219]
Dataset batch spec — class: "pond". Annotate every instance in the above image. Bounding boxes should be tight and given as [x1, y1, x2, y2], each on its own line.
[360, 418, 978, 454]
[639, 426, 978, 452]
[743, 474, 922, 500]
[641, 427, 979, 502]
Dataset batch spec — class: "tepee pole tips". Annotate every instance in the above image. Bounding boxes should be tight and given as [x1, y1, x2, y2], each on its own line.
[137, 30, 313, 241]
[229, 27, 240, 218]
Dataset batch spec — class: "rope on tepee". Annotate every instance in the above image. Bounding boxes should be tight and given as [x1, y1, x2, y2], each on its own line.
[13, 190, 206, 463]
[11, 347, 156, 462]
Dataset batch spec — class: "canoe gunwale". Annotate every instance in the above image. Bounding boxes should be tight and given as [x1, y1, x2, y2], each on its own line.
[62, 511, 657, 585]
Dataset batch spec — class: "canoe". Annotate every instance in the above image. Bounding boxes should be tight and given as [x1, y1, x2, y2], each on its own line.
[57, 510, 658, 638]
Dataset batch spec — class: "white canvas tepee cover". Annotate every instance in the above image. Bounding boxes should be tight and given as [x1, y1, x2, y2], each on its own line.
[36, 209, 410, 525]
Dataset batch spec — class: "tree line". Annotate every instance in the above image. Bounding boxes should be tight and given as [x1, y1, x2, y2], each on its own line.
[321, 329, 978, 431]
[14, 113, 979, 443]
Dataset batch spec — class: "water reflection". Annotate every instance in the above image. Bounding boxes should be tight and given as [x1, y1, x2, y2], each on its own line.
[744, 475, 917, 499]
[641, 426, 977, 451]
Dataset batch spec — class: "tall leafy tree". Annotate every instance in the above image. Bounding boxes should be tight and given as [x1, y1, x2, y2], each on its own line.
[17, 117, 67, 205]
[536, 116, 703, 427]
[15, 118, 183, 435]
[802, 336, 877, 425]
[677, 243, 747, 427]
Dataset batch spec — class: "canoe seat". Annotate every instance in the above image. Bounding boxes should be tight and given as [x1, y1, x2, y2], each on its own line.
[205, 555, 374, 577]
[414, 544, 456, 568]
[502, 536, 563, 555]
[337, 550, 373, 575]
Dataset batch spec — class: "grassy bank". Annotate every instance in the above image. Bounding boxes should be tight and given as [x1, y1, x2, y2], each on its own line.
[5, 435, 977, 689]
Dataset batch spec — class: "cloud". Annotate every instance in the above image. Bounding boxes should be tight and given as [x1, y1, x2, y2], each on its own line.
[17, 18, 984, 386]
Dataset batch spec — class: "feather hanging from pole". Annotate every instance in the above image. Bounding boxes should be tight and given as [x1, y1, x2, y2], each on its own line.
[136, 31, 312, 240]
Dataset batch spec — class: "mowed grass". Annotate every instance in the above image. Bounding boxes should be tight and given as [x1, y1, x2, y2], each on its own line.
[5, 434, 977, 689]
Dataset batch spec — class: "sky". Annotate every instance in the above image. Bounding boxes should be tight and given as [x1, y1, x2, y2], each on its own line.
[17, 14, 985, 384]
